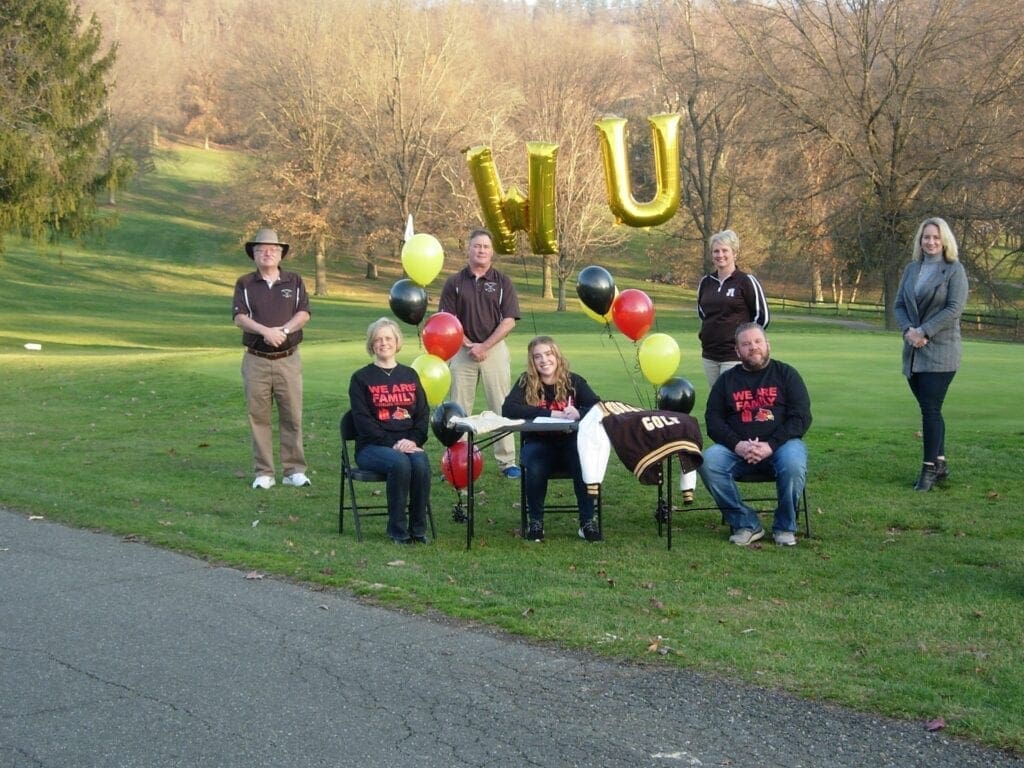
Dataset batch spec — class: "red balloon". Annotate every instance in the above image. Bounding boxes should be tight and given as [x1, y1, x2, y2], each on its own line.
[441, 442, 483, 490]
[611, 289, 654, 341]
[422, 312, 464, 362]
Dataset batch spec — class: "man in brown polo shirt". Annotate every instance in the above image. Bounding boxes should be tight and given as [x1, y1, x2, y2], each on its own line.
[232, 228, 312, 489]
[438, 229, 521, 477]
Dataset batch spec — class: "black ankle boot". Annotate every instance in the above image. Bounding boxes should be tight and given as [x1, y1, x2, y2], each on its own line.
[914, 462, 938, 492]
[934, 458, 949, 481]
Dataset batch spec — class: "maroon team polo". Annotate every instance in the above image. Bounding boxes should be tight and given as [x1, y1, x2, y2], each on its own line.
[232, 270, 311, 354]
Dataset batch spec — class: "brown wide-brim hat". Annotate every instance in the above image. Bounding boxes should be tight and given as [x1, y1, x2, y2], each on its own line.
[245, 228, 290, 259]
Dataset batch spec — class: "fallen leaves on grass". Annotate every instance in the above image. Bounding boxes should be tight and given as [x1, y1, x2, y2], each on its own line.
[647, 636, 674, 655]
[386, 560, 405, 567]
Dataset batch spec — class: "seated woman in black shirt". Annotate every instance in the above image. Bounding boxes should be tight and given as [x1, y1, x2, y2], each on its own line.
[348, 317, 431, 544]
[502, 336, 602, 542]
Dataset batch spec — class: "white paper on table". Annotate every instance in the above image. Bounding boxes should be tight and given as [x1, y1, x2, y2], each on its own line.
[449, 411, 525, 434]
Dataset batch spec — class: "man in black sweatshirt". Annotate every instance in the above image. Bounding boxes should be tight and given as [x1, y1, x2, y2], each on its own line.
[699, 323, 812, 547]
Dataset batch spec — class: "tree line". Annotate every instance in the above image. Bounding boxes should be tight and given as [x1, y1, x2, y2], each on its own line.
[4, 0, 1023, 327]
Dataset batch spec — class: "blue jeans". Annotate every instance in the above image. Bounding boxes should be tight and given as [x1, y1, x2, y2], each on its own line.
[521, 440, 594, 526]
[907, 371, 955, 463]
[698, 439, 807, 534]
[355, 445, 431, 541]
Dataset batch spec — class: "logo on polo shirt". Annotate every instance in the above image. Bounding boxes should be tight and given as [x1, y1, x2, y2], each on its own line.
[280, 288, 294, 299]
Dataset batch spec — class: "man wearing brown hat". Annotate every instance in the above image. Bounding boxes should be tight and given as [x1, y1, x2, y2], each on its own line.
[232, 228, 312, 489]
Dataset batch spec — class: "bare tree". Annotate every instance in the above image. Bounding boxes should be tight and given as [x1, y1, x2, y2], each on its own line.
[338, 0, 507, 246]
[721, 0, 1024, 327]
[182, 57, 227, 150]
[229, 0, 367, 295]
[498, 10, 633, 310]
[636, 0, 756, 275]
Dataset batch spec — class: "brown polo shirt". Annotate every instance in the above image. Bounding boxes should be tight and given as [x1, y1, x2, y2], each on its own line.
[232, 270, 310, 353]
[438, 266, 520, 344]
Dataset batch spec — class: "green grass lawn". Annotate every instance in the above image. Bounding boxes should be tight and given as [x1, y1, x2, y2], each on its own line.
[2, 143, 1022, 753]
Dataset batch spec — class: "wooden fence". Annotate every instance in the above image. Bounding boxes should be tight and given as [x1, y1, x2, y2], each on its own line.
[770, 298, 1022, 341]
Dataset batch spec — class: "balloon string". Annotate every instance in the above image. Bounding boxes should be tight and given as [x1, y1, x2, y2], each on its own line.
[515, 248, 539, 337]
[608, 333, 651, 409]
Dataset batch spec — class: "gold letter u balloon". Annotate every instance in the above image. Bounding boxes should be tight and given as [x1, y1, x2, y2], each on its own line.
[596, 114, 681, 228]
[465, 143, 559, 255]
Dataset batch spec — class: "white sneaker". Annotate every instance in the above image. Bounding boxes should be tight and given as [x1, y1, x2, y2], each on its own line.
[728, 528, 764, 546]
[282, 472, 311, 487]
[252, 475, 275, 490]
[774, 531, 797, 547]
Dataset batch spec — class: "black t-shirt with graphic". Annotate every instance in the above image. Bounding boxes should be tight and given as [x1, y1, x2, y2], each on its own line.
[348, 363, 429, 455]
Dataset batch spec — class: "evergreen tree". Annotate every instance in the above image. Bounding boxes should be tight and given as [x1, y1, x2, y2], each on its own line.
[0, 0, 115, 251]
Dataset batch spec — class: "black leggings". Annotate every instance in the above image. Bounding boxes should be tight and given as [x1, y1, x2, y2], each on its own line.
[908, 371, 956, 463]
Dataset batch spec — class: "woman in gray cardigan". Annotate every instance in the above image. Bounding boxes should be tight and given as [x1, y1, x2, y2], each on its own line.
[893, 217, 969, 491]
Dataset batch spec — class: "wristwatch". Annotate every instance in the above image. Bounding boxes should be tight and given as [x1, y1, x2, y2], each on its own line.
[282, 327, 290, 336]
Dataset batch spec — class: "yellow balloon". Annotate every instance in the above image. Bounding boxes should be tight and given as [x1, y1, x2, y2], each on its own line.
[578, 287, 618, 324]
[401, 233, 445, 287]
[638, 332, 681, 385]
[595, 114, 681, 227]
[411, 353, 452, 407]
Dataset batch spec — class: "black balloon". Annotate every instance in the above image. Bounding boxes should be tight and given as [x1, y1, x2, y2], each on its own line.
[575, 265, 616, 316]
[431, 401, 466, 447]
[389, 278, 428, 325]
[657, 377, 697, 414]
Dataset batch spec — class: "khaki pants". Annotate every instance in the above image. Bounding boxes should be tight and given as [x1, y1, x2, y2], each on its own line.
[448, 340, 516, 469]
[702, 357, 741, 389]
[242, 350, 306, 478]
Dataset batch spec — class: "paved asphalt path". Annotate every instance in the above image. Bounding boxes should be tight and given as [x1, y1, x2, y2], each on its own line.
[2, 508, 1019, 768]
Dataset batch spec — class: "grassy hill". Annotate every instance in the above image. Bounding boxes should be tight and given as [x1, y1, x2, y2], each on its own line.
[2, 143, 1023, 752]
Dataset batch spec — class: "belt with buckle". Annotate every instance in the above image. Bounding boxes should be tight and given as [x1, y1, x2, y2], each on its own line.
[246, 346, 296, 360]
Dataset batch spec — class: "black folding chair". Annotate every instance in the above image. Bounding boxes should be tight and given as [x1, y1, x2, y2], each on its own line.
[519, 464, 603, 538]
[338, 411, 435, 541]
[656, 460, 810, 550]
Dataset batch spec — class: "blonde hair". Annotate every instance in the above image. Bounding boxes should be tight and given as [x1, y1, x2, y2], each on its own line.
[518, 336, 573, 406]
[709, 229, 740, 256]
[365, 317, 403, 356]
[912, 217, 959, 263]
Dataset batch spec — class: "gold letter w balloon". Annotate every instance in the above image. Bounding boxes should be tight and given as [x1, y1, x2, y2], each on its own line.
[465, 143, 558, 255]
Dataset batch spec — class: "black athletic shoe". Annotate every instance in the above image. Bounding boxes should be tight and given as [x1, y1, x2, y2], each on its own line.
[525, 521, 544, 542]
[578, 520, 603, 542]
